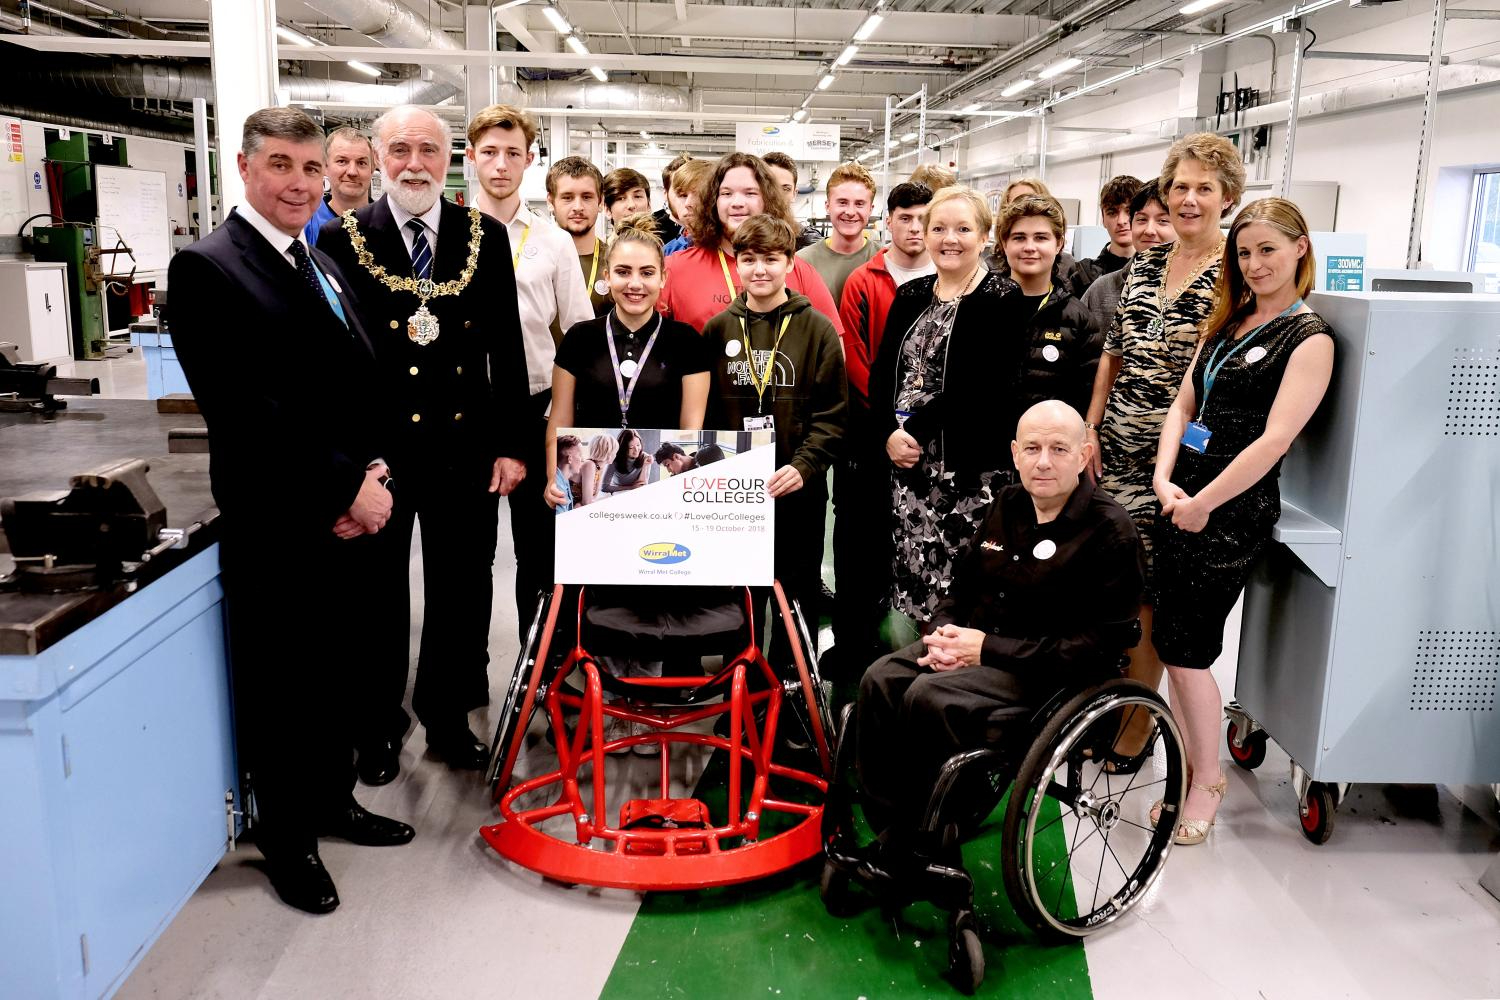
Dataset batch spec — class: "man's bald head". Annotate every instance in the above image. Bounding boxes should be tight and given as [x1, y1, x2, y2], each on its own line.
[371, 105, 448, 153]
[1011, 400, 1093, 511]
[1016, 399, 1087, 445]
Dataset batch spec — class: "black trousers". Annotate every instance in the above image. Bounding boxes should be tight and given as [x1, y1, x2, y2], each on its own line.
[362, 457, 500, 743]
[831, 452, 890, 667]
[222, 525, 370, 856]
[507, 390, 555, 643]
[855, 642, 1036, 837]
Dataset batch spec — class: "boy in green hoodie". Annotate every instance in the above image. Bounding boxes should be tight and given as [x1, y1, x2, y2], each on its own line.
[703, 214, 848, 648]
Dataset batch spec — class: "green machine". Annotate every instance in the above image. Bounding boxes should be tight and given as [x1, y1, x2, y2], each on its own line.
[30, 131, 130, 360]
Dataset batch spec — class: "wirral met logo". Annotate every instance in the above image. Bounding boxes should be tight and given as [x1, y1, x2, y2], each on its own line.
[639, 542, 692, 565]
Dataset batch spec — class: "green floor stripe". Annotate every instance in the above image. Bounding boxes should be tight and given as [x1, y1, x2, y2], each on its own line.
[599, 776, 1092, 999]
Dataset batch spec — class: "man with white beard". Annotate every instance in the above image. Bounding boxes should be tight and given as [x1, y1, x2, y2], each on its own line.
[317, 105, 530, 781]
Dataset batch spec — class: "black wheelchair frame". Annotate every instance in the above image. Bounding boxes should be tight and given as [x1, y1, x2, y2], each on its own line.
[820, 667, 1187, 994]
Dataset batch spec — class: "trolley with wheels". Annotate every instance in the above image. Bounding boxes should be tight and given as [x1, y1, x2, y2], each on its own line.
[1229, 292, 1500, 846]
[820, 660, 1188, 994]
[481, 581, 835, 890]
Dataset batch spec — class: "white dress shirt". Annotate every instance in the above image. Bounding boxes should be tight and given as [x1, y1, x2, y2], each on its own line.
[234, 200, 311, 268]
[494, 200, 594, 395]
[388, 196, 445, 260]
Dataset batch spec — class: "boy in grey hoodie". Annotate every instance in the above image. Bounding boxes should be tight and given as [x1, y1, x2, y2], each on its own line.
[702, 214, 848, 649]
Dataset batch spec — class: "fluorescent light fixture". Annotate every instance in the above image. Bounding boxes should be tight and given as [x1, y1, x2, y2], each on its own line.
[1039, 56, 1082, 80]
[639, 130, 650, 139]
[857, 150, 877, 161]
[793, 109, 809, 122]
[960, 103, 984, 113]
[346, 59, 382, 78]
[835, 45, 858, 67]
[542, 5, 573, 34]
[1180, 0, 1228, 13]
[1001, 78, 1036, 97]
[853, 13, 885, 41]
[818, 73, 836, 90]
[899, 131, 917, 142]
[589, 65, 609, 82]
[885, 139, 898, 149]
[275, 24, 316, 47]
[565, 34, 589, 55]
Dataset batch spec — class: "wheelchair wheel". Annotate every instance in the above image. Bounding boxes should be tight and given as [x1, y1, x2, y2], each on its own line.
[819, 859, 858, 917]
[1001, 679, 1185, 941]
[947, 910, 985, 994]
[488, 587, 557, 792]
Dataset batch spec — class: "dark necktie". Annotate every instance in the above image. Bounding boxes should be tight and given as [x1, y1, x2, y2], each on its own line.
[407, 219, 433, 280]
[287, 239, 325, 300]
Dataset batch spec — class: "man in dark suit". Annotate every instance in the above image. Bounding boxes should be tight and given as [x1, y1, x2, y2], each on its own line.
[169, 107, 415, 915]
[317, 105, 530, 781]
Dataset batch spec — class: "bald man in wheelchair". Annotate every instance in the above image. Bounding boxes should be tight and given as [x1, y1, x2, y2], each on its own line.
[856, 400, 1146, 871]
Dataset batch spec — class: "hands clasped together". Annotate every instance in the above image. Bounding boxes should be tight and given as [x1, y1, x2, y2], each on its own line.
[916, 623, 986, 672]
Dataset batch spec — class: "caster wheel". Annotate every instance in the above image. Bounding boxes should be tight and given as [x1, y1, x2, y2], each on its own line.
[1226, 722, 1268, 771]
[819, 860, 858, 917]
[947, 912, 985, 995]
[1299, 782, 1337, 845]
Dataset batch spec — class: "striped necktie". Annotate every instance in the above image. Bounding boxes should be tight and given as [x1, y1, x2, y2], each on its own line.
[407, 219, 432, 280]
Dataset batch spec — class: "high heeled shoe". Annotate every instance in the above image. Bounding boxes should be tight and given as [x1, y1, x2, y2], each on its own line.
[1172, 776, 1228, 845]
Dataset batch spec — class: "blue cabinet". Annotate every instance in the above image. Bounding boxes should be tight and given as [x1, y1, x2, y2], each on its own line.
[0, 546, 234, 999]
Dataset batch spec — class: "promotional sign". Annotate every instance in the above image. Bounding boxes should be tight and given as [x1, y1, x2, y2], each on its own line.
[554, 428, 775, 586]
[733, 122, 842, 162]
[1325, 255, 1365, 291]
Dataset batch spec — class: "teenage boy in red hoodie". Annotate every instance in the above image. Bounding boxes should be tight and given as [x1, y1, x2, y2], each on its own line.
[827, 181, 935, 672]
[702, 214, 846, 656]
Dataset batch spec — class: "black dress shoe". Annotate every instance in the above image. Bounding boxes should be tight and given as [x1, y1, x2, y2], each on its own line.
[265, 850, 339, 914]
[318, 803, 416, 846]
[356, 740, 401, 786]
[426, 725, 489, 770]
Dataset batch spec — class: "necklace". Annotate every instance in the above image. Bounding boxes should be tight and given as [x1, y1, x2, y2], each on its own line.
[341, 207, 484, 346]
[934, 262, 983, 303]
[1149, 238, 1223, 338]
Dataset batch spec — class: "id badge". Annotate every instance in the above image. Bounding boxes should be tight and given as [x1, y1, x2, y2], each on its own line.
[1181, 420, 1212, 454]
[744, 415, 775, 431]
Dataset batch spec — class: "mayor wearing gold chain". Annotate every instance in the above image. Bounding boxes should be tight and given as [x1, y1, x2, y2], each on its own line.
[317, 104, 531, 782]
[1082, 131, 1245, 771]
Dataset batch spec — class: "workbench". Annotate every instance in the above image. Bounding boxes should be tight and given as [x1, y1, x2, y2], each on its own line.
[0, 398, 235, 1000]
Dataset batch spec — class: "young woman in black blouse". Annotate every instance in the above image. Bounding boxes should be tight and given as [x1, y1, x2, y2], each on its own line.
[544, 214, 713, 508]
[1150, 198, 1335, 844]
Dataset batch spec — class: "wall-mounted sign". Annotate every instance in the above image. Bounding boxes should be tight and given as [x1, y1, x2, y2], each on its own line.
[734, 122, 842, 162]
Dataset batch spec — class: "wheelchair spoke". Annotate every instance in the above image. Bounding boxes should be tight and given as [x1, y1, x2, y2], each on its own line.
[1113, 815, 1158, 835]
[1091, 819, 1109, 914]
[1101, 829, 1133, 884]
[1099, 776, 1167, 802]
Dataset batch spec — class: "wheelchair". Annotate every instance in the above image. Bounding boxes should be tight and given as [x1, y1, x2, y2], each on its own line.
[820, 640, 1187, 994]
[481, 581, 835, 890]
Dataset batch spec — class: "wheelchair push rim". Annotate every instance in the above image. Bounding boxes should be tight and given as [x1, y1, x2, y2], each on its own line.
[1002, 681, 1185, 940]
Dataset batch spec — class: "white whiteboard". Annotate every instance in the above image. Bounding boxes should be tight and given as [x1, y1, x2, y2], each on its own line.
[95, 164, 171, 275]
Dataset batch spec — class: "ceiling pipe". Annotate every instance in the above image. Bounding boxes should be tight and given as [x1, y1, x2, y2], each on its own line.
[300, 0, 467, 89]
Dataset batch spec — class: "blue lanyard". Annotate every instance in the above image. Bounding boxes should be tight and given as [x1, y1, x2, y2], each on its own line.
[1197, 300, 1301, 420]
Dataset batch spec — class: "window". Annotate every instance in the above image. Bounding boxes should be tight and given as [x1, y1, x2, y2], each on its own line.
[1465, 170, 1500, 293]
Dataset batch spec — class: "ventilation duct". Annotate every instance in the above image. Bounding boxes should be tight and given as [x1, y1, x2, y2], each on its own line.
[301, 0, 467, 89]
[520, 81, 692, 114]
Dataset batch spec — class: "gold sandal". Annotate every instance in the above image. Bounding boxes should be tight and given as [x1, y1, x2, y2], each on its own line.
[1173, 776, 1228, 845]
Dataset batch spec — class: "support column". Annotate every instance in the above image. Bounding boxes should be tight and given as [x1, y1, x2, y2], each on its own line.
[1278, 20, 1307, 199]
[192, 97, 214, 236]
[208, 0, 277, 215]
[465, 3, 497, 119]
[548, 114, 569, 163]
[1407, 0, 1448, 268]
[1177, 48, 1228, 130]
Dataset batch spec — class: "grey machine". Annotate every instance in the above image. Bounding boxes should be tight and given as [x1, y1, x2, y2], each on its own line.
[1226, 290, 1500, 845]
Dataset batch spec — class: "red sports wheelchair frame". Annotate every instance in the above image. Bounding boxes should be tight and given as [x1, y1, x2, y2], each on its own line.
[481, 581, 834, 890]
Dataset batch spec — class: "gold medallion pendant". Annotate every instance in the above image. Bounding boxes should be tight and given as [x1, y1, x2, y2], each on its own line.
[408, 304, 440, 345]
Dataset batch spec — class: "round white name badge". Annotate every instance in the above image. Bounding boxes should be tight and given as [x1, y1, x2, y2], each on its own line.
[725, 340, 742, 358]
[594, 279, 609, 296]
[1032, 539, 1058, 560]
[1245, 346, 1268, 364]
[1042, 344, 1060, 363]
[619, 359, 638, 378]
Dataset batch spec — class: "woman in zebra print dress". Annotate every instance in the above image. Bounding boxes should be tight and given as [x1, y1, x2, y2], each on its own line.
[1082, 132, 1247, 769]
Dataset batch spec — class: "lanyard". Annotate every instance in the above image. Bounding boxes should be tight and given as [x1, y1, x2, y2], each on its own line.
[605, 311, 662, 427]
[511, 225, 531, 268]
[825, 235, 869, 253]
[587, 240, 601, 292]
[718, 250, 740, 302]
[739, 311, 793, 414]
[1033, 286, 1052, 315]
[1197, 300, 1301, 419]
